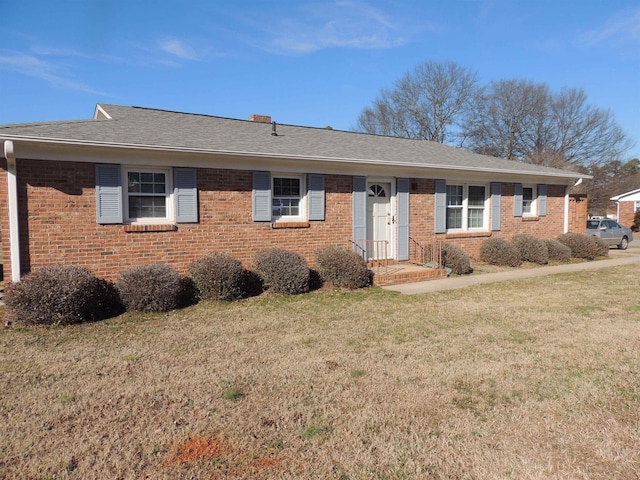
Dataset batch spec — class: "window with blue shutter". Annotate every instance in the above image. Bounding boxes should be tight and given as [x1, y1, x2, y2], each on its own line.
[491, 182, 501, 231]
[252, 171, 272, 221]
[434, 180, 446, 233]
[397, 178, 410, 261]
[96, 164, 123, 224]
[308, 174, 325, 221]
[174, 168, 198, 223]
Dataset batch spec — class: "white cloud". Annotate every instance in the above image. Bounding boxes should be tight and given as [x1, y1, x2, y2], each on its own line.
[249, 1, 410, 54]
[160, 39, 201, 61]
[0, 51, 106, 95]
[575, 8, 640, 49]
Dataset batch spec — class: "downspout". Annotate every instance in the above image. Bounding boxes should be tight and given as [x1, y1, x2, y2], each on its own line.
[3, 140, 20, 281]
[564, 185, 570, 233]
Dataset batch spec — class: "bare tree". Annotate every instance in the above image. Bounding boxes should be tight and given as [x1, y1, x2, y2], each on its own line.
[355, 61, 480, 145]
[463, 80, 633, 167]
[578, 158, 640, 214]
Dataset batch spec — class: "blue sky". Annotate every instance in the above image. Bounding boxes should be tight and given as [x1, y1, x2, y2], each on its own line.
[1, 0, 639, 158]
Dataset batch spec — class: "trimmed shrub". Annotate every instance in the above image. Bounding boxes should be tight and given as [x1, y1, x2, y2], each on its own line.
[632, 210, 640, 231]
[480, 238, 522, 267]
[511, 234, 549, 265]
[116, 263, 182, 312]
[440, 243, 473, 275]
[590, 236, 610, 257]
[189, 253, 247, 301]
[557, 233, 598, 260]
[253, 248, 310, 295]
[544, 239, 572, 263]
[315, 246, 372, 289]
[4, 265, 122, 326]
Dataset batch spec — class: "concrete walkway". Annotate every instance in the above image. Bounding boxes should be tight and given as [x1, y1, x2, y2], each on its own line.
[383, 249, 640, 295]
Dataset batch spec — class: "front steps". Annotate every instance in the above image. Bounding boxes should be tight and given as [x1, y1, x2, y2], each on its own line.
[369, 262, 448, 286]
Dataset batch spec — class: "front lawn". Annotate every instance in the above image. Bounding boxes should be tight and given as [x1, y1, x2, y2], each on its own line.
[1, 265, 639, 479]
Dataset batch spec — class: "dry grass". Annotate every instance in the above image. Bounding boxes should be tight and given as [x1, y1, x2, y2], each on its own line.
[1, 265, 639, 479]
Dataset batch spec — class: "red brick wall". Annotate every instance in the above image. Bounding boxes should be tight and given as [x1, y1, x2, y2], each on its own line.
[0, 159, 353, 281]
[407, 180, 568, 259]
[0, 159, 575, 280]
[568, 194, 588, 233]
[618, 201, 637, 229]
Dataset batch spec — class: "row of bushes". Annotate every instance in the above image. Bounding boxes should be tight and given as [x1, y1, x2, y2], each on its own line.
[479, 233, 609, 267]
[5, 246, 373, 327]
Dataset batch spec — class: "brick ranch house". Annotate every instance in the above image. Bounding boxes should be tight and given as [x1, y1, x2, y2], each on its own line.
[611, 188, 640, 230]
[0, 104, 589, 283]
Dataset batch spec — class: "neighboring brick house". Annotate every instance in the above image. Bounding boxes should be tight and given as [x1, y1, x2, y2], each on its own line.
[611, 189, 640, 230]
[0, 104, 589, 282]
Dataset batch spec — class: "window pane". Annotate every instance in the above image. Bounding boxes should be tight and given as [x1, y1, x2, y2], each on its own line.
[128, 172, 140, 192]
[273, 177, 300, 197]
[446, 208, 462, 229]
[129, 196, 166, 219]
[468, 186, 485, 206]
[468, 208, 484, 228]
[273, 198, 300, 216]
[446, 185, 463, 206]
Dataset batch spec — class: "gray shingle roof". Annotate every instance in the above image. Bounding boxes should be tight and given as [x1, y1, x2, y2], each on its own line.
[0, 104, 586, 180]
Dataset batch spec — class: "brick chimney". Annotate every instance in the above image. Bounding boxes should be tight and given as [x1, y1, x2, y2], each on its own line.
[248, 114, 272, 123]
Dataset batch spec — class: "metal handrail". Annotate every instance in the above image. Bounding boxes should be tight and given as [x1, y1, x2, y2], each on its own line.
[352, 239, 389, 275]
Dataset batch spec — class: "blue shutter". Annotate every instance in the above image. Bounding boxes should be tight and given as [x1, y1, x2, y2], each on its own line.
[538, 184, 547, 217]
[514, 183, 523, 217]
[397, 179, 410, 261]
[308, 174, 325, 221]
[434, 179, 446, 234]
[491, 182, 502, 231]
[174, 168, 198, 223]
[352, 176, 367, 251]
[95, 164, 122, 224]
[252, 171, 271, 221]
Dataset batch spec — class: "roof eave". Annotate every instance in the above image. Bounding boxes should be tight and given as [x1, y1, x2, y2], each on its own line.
[1, 134, 590, 181]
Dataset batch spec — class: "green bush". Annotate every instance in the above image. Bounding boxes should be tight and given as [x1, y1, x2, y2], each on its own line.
[189, 252, 247, 301]
[440, 243, 473, 275]
[315, 246, 372, 289]
[557, 233, 598, 260]
[544, 239, 572, 263]
[480, 238, 522, 267]
[253, 248, 310, 295]
[590, 236, 610, 257]
[4, 265, 122, 326]
[116, 263, 182, 312]
[511, 234, 549, 265]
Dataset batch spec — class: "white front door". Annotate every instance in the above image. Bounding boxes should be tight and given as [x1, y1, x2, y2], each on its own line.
[367, 183, 392, 259]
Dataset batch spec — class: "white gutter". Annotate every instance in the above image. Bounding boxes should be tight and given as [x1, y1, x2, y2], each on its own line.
[3, 140, 20, 281]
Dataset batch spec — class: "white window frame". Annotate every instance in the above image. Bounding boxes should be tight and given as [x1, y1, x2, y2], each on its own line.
[446, 183, 489, 232]
[123, 166, 173, 223]
[272, 173, 306, 221]
[522, 185, 537, 216]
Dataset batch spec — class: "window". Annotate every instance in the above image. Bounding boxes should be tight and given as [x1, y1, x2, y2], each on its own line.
[522, 186, 536, 215]
[125, 168, 171, 222]
[272, 175, 305, 220]
[95, 164, 198, 225]
[446, 184, 487, 231]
